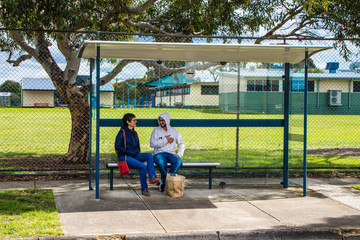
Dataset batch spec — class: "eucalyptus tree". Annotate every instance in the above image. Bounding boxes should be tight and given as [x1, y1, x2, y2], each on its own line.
[0, 0, 354, 163]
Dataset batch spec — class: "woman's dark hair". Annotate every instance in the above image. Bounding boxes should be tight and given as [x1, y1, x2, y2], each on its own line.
[122, 113, 136, 126]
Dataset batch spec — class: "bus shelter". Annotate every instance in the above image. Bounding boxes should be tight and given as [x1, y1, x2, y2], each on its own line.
[77, 41, 331, 199]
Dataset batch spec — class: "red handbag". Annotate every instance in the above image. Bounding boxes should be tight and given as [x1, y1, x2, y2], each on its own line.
[118, 161, 129, 176]
[118, 129, 129, 176]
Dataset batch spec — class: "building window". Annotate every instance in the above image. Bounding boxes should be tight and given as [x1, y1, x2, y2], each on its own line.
[184, 86, 190, 94]
[157, 86, 190, 96]
[354, 81, 360, 92]
[170, 86, 190, 95]
[247, 80, 281, 92]
[291, 80, 315, 92]
[201, 85, 219, 95]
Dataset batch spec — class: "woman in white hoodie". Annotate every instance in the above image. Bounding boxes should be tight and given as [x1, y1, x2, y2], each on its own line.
[150, 112, 185, 192]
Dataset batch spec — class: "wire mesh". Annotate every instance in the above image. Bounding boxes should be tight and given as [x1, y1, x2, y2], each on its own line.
[0, 30, 359, 177]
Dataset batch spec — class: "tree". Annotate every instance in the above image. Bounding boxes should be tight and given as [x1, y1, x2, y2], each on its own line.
[0, 80, 21, 105]
[0, 80, 21, 95]
[0, 0, 355, 163]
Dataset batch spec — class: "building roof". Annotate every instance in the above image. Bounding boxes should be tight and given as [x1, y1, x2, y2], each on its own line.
[147, 74, 196, 87]
[0, 92, 11, 97]
[22, 78, 114, 91]
[78, 41, 331, 63]
[217, 69, 360, 80]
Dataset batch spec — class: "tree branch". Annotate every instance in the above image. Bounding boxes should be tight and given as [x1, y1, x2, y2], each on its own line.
[255, 5, 304, 44]
[55, 32, 77, 60]
[7, 53, 32, 66]
[0, 47, 32, 67]
[99, 0, 157, 27]
[9, 31, 39, 59]
[99, 59, 135, 86]
[140, 60, 219, 77]
[124, 0, 158, 14]
[122, 19, 184, 36]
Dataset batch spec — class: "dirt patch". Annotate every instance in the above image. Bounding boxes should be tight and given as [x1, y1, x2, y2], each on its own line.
[307, 148, 360, 157]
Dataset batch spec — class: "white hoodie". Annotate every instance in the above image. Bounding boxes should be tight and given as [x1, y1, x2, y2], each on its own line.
[150, 112, 185, 157]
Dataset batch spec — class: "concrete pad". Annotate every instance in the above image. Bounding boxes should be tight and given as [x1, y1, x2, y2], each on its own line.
[55, 188, 165, 235]
[227, 185, 303, 201]
[3, 177, 360, 239]
[141, 188, 283, 233]
[60, 210, 165, 236]
[216, 177, 286, 186]
[142, 188, 241, 210]
[306, 178, 360, 211]
[252, 197, 360, 228]
[151, 201, 281, 233]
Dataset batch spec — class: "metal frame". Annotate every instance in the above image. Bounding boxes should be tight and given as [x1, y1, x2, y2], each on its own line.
[77, 41, 331, 199]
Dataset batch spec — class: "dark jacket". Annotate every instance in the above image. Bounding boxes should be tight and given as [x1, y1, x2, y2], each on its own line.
[114, 126, 140, 158]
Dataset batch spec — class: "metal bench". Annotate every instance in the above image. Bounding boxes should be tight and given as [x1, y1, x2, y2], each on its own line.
[106, 162, 220, 190]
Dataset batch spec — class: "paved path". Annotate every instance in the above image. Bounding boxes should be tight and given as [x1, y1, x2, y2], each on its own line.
[0, 177, 359, 239]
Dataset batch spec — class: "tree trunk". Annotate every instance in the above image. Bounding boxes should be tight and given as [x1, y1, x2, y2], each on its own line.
[63, 86, 90, 163]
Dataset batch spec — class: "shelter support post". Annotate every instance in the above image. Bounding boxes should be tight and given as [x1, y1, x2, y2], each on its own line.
[95, 46, 101, 199]
[303, 51, 309, 196]
[89, 59, 94, 191]
[283, 63, 290, 188]
[235, 63, 241, 169]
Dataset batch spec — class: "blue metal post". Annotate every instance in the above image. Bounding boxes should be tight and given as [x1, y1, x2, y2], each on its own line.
[89, 59, 94, 191]
[95, 45, 101, 199]
[283, 63, 290, 189]
[122, 80, 124, 108]
[303, 51, 309, 196]
[128, 88, 130, 107]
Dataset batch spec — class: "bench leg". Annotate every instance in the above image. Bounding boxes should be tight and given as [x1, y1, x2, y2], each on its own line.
[209, 168, 213, 189]
[110, 169, 114, 191]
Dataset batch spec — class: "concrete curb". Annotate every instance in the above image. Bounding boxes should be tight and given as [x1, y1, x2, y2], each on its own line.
[9, 228, 356, 240]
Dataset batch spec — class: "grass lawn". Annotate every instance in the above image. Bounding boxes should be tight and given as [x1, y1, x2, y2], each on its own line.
[0, 188, 63, 238]
[0, 107, 359, 169]
[352, 185, 360, 191]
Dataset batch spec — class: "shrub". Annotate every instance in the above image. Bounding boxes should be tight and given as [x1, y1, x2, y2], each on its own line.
[174, 102, 183, 108]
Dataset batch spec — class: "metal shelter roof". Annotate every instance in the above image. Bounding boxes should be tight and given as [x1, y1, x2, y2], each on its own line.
[77, 40, 331, 63]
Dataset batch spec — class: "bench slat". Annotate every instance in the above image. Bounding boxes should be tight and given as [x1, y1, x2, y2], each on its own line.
[107, 162, 220, 168]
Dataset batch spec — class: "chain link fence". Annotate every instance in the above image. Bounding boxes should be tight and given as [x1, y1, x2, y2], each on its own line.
[0, 30, 359, 177]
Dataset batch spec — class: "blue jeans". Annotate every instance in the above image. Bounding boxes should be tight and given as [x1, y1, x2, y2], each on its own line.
[118, 153, 156, 191]
[153, 152, 182, 184]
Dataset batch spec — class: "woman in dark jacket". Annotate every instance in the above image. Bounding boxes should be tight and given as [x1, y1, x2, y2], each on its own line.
[115, 113, 159, 196]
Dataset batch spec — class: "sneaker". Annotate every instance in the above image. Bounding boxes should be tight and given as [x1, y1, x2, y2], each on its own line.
[142, 188, 151, 197]
[159, 183, 165, 192]
[149, 176, 160, 184]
